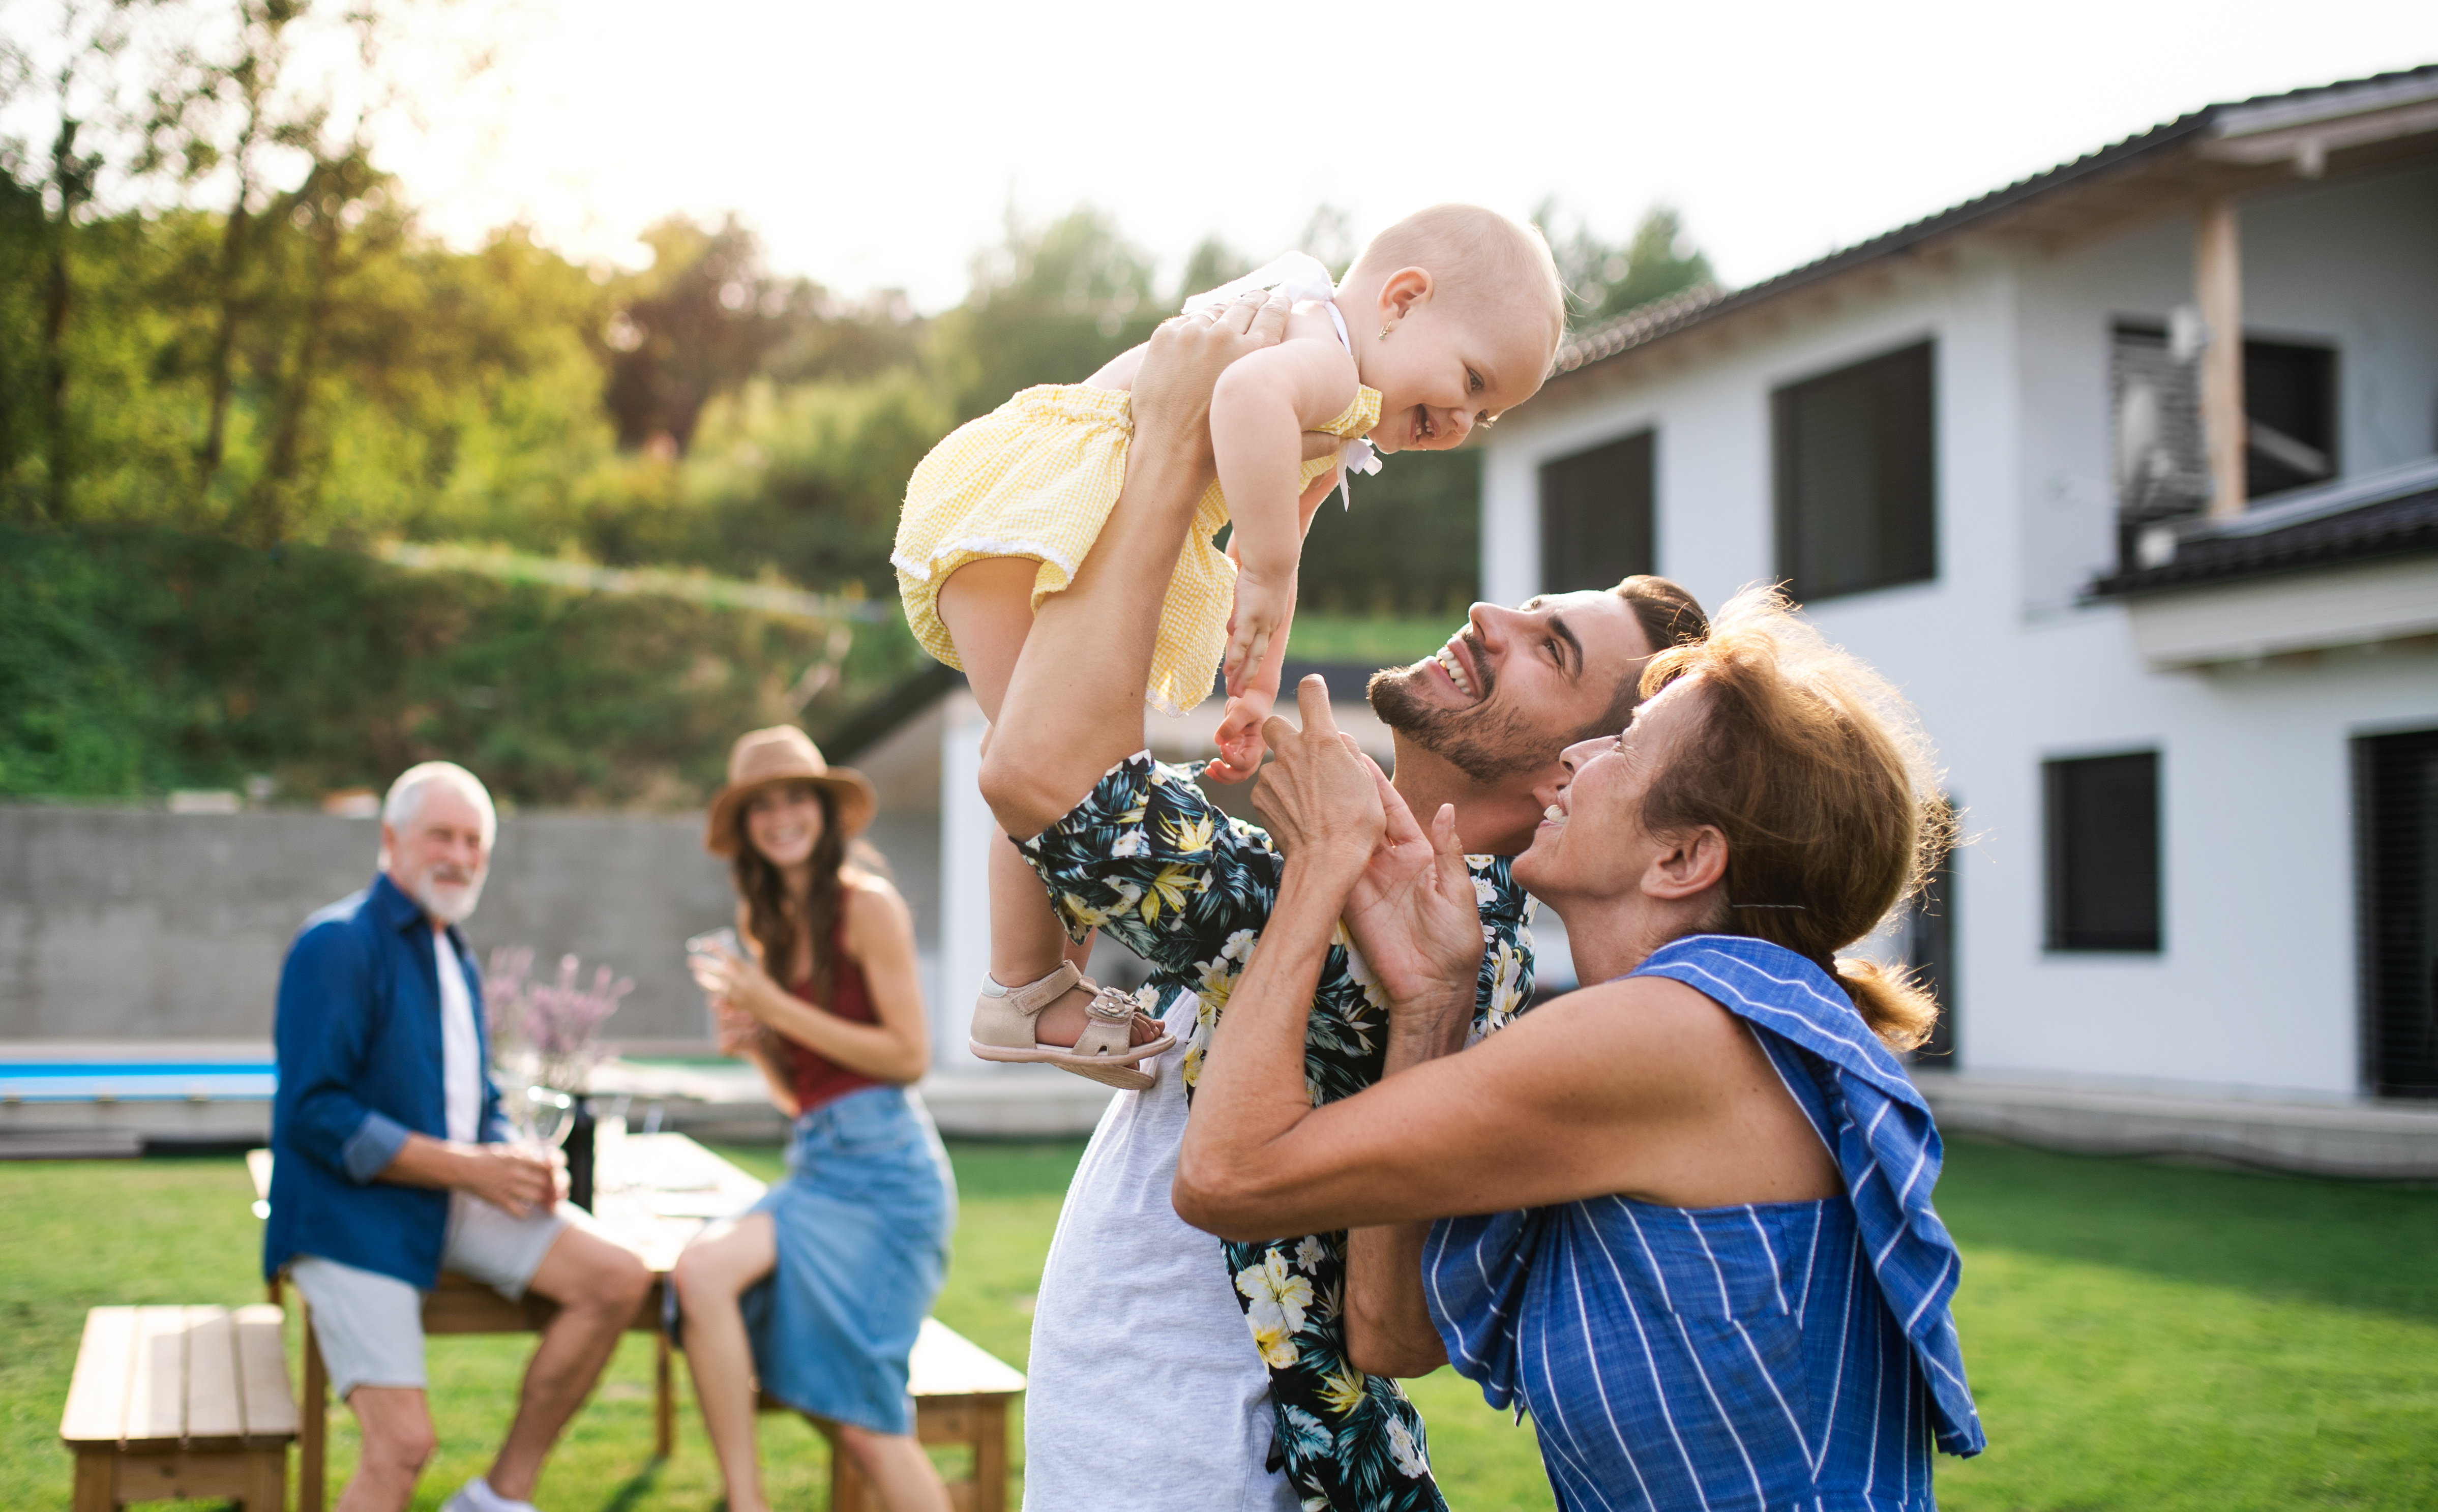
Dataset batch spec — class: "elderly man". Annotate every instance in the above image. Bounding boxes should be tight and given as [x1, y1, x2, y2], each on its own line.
[980, 295, 1707, 1511]
[265, 761, 650, 1512]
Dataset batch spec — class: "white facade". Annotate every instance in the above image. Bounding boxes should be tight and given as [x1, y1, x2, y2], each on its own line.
[1480, 161, 2438, 1103]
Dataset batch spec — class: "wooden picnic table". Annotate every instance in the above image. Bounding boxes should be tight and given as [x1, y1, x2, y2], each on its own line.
[249, 1129, 1025, 1512]
[253, 1131, 758, 1511]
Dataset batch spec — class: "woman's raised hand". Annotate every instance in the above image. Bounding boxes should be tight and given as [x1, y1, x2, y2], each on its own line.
[1343, 761, 1486, 1037]
[1250, 675, 1386, 869]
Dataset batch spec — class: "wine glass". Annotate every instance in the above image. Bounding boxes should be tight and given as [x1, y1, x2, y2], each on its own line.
[510, 1084, 578, 1150]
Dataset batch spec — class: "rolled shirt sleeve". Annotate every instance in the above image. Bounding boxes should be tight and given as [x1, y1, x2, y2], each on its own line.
[276, 921, 403, 1185]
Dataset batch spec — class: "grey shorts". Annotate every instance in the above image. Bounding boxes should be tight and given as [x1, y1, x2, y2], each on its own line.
[288, 1193, 582, 1400]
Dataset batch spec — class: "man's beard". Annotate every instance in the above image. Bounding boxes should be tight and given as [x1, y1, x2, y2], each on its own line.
[407, 864, 487, 924]
[1367, 638, 1553, 785]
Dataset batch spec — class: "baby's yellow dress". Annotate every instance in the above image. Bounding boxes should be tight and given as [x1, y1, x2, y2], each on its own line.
[891, 380, 1380, 716]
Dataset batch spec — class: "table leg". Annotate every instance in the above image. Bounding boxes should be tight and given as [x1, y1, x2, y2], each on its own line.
[973, 1398, 1008, 1512]
[654, 1329, 674, 1459]
[244, 1445, 289, 1512]
[70, 1449, 112, 1512]
[300, 1310, 327, 1512]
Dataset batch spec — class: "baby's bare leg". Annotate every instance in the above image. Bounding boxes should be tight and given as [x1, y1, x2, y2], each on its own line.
[936, 559, 1152, 1050]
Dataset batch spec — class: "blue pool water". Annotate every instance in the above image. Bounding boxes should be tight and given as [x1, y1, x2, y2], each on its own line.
[0, 1062, 278, 1101]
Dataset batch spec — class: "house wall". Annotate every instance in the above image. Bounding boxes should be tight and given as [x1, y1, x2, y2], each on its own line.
[1480, 164, 2438, 1101]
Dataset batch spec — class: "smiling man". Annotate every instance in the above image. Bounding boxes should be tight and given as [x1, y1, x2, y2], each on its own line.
[977, 293, 1706, 1512]
[265, 762, 650, 1512]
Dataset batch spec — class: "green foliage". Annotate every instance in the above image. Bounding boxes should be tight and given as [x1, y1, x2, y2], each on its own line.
[1542, 202, 1716, 327]
[934, 206, 1168, 421]
[0, 524, 926, 806]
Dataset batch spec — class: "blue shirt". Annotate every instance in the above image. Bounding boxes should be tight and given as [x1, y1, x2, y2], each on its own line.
[263, 872, 506, 1289]
[1424, 936, 1985, 1512]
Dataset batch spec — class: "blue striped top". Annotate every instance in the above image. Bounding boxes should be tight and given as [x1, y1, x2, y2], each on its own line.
[1423, 935, 1985, 1511]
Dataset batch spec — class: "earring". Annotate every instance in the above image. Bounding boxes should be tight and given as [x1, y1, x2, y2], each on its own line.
[1378, 324, 1392, 340]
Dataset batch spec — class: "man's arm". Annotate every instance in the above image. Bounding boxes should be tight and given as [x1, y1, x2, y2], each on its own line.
[982, 292, 1294, 840]
[278, 925, 413, 1184]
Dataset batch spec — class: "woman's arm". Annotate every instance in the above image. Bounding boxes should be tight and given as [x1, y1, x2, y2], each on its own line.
[734, 880, 929, 1085]
[1174, 687, 1842, 1241]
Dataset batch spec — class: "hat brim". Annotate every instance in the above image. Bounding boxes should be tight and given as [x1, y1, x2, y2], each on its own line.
[703, 768, 878, 857]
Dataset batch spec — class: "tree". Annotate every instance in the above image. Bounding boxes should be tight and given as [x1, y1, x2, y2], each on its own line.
[938, 206, 1164, 421]
[1541, 201, 1716, 327]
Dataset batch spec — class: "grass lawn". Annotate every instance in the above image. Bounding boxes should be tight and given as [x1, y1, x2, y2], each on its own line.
[3, 1137, 2432, 1510]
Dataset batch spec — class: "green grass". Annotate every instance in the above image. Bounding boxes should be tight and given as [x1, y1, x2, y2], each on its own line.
[3, 1139, 2433, 1510]
[1283, 612, 1456, 668]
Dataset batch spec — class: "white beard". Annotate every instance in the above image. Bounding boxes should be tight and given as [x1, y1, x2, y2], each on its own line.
[409, 868, 487, 924]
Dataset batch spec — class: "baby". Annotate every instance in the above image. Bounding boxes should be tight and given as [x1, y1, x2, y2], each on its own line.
[891, 203, 1565, 1086]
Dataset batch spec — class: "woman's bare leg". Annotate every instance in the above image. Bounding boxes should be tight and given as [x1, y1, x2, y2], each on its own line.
[671, 1214, 778, 1512]
[937, 559, 1139, 1050]
[831, 1421, 953, 1512]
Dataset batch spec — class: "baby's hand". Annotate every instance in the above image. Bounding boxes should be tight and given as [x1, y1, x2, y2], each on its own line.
[1205, 689, 1275, 785]
[1223, 569, 1294, 698]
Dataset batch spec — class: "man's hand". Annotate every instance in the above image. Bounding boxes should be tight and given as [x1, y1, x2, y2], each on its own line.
[1343, 759, 1485, 1057]
[458, 1143, 558, 1219]
[1133, 290, 1293, 469]
[1250, 676, 1385, 868]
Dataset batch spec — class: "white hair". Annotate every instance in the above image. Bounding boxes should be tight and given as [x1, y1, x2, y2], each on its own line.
[382, 761, 497, 847]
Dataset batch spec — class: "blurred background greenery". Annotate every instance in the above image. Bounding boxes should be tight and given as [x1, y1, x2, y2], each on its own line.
[0, 1, 1710, 806]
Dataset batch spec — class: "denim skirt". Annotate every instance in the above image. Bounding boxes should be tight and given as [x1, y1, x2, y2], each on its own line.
[738, 1084, 956, 1434]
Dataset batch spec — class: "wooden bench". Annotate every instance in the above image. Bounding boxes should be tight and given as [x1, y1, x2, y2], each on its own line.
[61, 1305, 298, 1511]
[763, 1318, 1027, 1512]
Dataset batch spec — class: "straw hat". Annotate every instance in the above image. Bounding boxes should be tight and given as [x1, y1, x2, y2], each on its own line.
[703, 726, 877, 856]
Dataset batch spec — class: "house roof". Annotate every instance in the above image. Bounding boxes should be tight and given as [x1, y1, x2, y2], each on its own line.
[1548, 65, 2438, 384]
[2089, 458, 2438, 597]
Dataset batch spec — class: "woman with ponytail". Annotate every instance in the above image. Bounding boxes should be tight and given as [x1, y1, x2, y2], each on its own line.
[1176, 588, 1983, 1511]
[673, 727, 955, 1512]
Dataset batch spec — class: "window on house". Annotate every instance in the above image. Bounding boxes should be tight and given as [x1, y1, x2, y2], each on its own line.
[2111, 322, 2337, 521]
[2357, 729, 2438, 1099]
[1904, 798, 1959, 1063]
[2046, 753, 2162, 952]
[1773, 341, 1936, 602]
[1539, 430, 1654, 593]
[2243, 339, 2338, 500]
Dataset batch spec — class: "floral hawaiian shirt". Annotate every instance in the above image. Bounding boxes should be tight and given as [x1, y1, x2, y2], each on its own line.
[1020, 753, 1537, 1512]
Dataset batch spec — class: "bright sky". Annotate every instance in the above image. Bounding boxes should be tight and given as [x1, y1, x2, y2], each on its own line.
[129, 0, 2438, 309]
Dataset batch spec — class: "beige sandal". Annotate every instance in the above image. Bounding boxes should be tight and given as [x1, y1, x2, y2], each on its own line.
[970, 962, 1176, 1091]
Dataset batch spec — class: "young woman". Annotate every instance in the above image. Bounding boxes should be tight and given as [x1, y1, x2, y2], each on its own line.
[673, 726, 955, 1512]
[1175, 590, 1985, 1511]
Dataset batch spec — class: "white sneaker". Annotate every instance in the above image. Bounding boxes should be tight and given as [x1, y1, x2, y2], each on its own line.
[441, 1478, 539, 1512]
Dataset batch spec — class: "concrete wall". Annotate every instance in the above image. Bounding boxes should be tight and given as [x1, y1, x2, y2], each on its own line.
[1478, 164, 2438, 1102]
[0, 805, 737, 1046]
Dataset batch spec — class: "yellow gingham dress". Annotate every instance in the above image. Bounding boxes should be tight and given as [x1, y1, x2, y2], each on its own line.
[891, 380, 1380, 716]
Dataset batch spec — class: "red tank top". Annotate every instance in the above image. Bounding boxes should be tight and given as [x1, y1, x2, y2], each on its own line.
[779, 915, 883, 1114]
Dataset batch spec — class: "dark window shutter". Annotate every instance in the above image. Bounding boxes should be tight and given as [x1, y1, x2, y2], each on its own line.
[2046, 753, 2162, 952]
[1905, 797, 1959, 1064]
[2357, 729, 2438, 1099]
[1773, 341, 1936, 602]
[2243, 339, 2339, 500]
[1539, 430, 1655, 593]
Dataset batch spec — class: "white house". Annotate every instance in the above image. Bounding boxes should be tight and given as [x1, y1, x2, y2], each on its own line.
[1476, 67, 2438, 1173]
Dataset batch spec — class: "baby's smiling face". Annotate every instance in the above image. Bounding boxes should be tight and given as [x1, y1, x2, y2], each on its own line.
[1354, 275, 1558, 455]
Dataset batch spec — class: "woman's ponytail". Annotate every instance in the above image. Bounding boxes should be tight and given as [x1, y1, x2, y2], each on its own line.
[1829, 958, 1940, 1053]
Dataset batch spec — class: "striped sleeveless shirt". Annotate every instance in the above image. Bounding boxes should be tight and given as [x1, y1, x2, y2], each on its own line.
[1423, 935, 1985, 1511]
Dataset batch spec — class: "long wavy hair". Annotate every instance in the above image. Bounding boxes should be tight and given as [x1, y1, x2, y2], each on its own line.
[1635, 586, 1953, 1050]
[728, 783, 850, 1003]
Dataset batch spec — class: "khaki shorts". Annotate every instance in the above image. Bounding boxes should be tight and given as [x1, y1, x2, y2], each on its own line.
[288, 1193, 587, 1400]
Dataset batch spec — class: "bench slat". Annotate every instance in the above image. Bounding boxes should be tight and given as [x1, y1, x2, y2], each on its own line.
[184, 1307, 246, 1440]
[234, 1304, 298, 1440]
[908, 1319, 1026, 1399]
[59, 1307, 137, 1443]
[126, 1307, 191, 1442]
